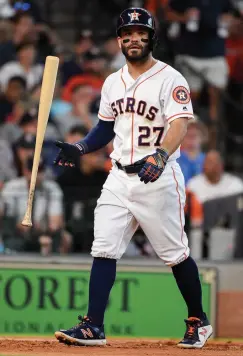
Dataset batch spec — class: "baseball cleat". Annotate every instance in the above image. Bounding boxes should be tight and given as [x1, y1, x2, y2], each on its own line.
[177, 314, 213, 349]
[54, 315, 106, 346]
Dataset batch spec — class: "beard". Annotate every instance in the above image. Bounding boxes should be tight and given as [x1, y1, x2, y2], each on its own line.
[121, 42, 151, 63]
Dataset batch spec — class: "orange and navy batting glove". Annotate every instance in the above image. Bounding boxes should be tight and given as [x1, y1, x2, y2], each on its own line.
[138, 148, 169, 184]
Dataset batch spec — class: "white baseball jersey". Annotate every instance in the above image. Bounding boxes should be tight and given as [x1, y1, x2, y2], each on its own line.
[98, 60, 194, 166]
[91, 60, 193, 266]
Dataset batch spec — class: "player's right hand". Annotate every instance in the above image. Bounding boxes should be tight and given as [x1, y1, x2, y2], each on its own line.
[138, 148, 169, 184]
[53, 141, 85, 167]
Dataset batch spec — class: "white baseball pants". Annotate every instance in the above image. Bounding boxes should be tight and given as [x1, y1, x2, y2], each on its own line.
[91, 161, 189, 266]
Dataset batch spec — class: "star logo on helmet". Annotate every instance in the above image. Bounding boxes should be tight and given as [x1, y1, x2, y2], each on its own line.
[129, 10, 141, 22]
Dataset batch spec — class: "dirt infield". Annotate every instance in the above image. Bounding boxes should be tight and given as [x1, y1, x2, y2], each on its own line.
[0, 338, 243, 356]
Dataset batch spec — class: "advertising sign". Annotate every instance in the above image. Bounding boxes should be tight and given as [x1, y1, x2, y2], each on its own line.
[0, 266, 216, 337]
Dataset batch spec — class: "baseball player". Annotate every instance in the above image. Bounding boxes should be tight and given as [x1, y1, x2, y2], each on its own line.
[54, 7, 213, 349]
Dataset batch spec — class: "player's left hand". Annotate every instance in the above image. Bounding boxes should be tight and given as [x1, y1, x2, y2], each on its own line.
[138, 148, 169, 184]
[53, 141, 84, 167]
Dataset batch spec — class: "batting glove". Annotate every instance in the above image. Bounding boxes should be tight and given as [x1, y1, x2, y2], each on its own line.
[138, 148, 169, 184]
[53, 141, 86, 168]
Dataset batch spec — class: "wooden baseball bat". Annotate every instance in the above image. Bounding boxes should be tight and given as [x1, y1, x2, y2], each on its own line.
[22, 56, 59, 227]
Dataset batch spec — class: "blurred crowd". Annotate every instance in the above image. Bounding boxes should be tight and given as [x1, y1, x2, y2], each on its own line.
[0, 0, 243, 258]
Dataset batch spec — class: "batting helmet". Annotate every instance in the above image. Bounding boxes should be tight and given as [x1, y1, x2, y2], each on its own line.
[116, 7, 156, 40]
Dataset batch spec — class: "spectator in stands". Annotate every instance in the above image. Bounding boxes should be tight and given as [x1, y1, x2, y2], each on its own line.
[0, 41, 43, 91]
[61, 30, 94, 86]
[0, 12, 35, 67]
[61, 49, 106, 102]
[144, 0, 175, 64]
[13, 132, 35, 176]
[224, 12, 243, 169]
[18, 112, 37, 136]
[82, 49, 108, 78]
[184, 190, 203, 228]
[1, 155, 72, 255]
[10, 0, 43, 23]
[63, 125, 89, 145]
[0, 76, 27, 125]
[0, 0, 15, 19]
[51, 78, 72, 118]
[0, 98, 37, 143]
[0, 139, 16, 190]
[177, 119, 207, 185]
[34, 23, 60, 64]
[0, 5, 59, 64]
[103, 34, 125, 72]
[145, 0, 168, 16]
[4, 106, 59, 177]
[0, 17, 13, 43]
[166, 0, 234, 122]
[2, 112, 37, 145]
[226, 12, 243, 84]
[187, 150, 243, 203]
[55, 83, 97, 137]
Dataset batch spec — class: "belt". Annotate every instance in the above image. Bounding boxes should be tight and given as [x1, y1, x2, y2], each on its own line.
[115, 160, 144, 174]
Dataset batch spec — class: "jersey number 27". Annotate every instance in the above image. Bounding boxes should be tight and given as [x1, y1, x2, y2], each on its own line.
[138, 126, 164, 147]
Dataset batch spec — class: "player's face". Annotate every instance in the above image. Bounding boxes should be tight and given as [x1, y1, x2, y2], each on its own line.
[118, 26, 151, 62]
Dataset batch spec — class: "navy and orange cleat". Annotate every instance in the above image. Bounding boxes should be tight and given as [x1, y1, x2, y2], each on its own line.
[54, 315, 106, 346]
[177, 314, 213, 349]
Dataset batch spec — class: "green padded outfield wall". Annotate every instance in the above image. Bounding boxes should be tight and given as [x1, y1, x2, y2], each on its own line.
[0, 266, 217, 338]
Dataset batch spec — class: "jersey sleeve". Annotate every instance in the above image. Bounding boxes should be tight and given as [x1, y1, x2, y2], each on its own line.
[163, 75, 194, 124]
[98, 80, 115, 121]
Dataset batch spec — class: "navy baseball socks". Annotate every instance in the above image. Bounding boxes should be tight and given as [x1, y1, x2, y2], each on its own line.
[172, 256, 213, 348]
[55, 257, 116, 346]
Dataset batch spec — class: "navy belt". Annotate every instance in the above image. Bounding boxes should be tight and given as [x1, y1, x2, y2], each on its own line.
[115, 160, 144, 174]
